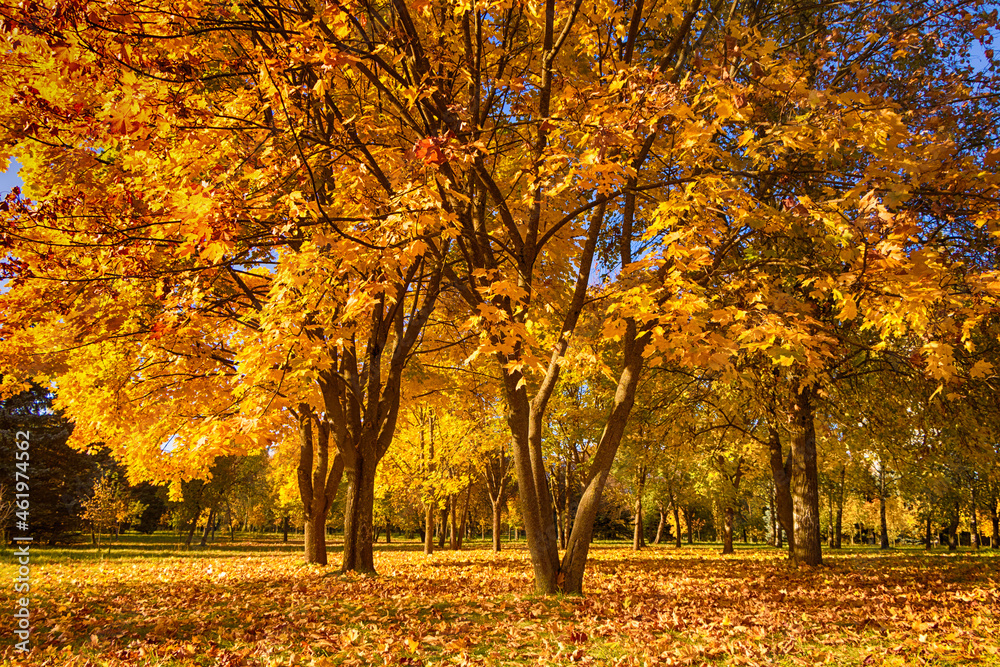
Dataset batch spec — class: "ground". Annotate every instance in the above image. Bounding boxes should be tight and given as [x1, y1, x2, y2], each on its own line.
[1, 536, 998, 666]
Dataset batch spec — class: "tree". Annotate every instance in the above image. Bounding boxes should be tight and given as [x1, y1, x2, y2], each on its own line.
[81, 475, 147, 548]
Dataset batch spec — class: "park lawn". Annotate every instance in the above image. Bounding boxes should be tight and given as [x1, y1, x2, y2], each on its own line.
[1, 538, 998, 666]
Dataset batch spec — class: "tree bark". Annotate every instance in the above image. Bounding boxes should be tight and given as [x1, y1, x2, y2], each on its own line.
[341, 448, 378, 573]
[970, 484, 980, 549]
[457, 482, 472, 549]
[790, 385, 822, 565]
[673, 502, 682, 548]
[946, 501, 960, 551]
[925, 514, 933, 549]
[438, 505, 448, 549]
[450, 494, 459, 550]
[491, 498, 503, 552]
[879, 465, 890, 549]
[304, 509, 328, 564]
[767, 425, 796, 560]
[200, 505, 216, 547]
[282, 515, 289, 543]
[654, 505, 665, 544]
[722, 505, 734, 554]
[185, 506, 203, 548]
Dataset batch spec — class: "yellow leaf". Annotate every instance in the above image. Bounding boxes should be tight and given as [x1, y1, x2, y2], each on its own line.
[838, 296, 857, 321]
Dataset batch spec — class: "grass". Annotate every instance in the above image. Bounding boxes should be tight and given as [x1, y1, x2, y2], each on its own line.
[1, 535, 998, 666]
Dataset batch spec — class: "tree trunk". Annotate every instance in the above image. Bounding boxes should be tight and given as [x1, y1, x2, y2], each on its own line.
[449, 494, 458, 550]
[200, 505, 216, 547]
[491, 499, 503, 552]
[437, 505, 448, 549]
[769, 483, 778, 547]
[685, 506, 694, 544]
[562, 465, 571, 551]
[282, 515, 289, 543]
[879, 493, 890, 549]
[185, 506, 203, 548]
[767, 425, 796, 560]
[304, 510, 328, 564]
[946, 501, 960, 551]
[385, 518, 392, 544]
[722, 505, 734, 555]
[424, 501, 435, 555]
[654, 505, 665, 544]
[673, 503, 682, 548]
[790, 386, 822, 566]
[833, 465, 845, 549]
[457, 483, 472, 549]
[341, 449, 378, 573]
[633, 465, 646, 551]
[925, 514, 933, 549]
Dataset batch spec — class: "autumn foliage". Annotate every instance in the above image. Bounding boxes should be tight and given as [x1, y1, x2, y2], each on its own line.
[2, 0, 1000, 604]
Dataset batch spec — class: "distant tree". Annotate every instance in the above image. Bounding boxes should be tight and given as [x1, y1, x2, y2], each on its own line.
[81, 475, 147, 548]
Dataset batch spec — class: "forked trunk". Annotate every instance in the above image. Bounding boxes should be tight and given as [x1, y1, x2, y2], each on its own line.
[296, 406, 344, 566]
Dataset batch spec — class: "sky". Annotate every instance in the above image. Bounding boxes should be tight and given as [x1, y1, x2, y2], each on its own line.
[1, 157, 23, 194]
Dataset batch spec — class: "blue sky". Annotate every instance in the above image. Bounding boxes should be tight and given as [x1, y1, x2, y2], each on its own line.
[1, 157, 22, 194]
